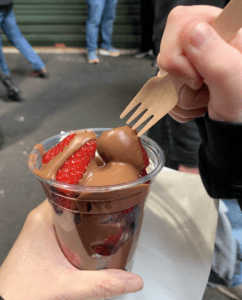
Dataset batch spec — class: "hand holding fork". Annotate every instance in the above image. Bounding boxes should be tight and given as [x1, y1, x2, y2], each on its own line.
[120, 0, 242, 136]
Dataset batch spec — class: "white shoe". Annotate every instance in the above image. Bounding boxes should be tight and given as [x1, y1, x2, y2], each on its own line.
[99, 48, 121, 57]
[87, 51, 100, 64]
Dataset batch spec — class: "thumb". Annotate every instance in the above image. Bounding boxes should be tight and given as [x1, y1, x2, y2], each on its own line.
[63, 269, 144, 299]
[183, 22, 242, 84]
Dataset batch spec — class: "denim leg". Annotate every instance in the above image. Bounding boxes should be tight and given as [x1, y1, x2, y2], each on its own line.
[0, 11, 10, 75]
[86, 0, 105, 53]
[0, 34, 10, 75]
[2, 9, 45, 71]
[100, 0, 118, 50]
[222, 199, 242, 288]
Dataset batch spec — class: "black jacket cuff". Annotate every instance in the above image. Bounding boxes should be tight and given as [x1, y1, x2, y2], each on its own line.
[195, 114, 242, 199]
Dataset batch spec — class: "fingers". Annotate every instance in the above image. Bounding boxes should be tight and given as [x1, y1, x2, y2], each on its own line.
[229, 28, 242, 52]
[169, 84, 209, 122]
[158, 5, 222, 89]
[160, 5, 242, 123]
[182, 22, 242, 84]
[182, 22, 242, 122]
[63, 269, 144, 299]
[24, 199, 53, 230]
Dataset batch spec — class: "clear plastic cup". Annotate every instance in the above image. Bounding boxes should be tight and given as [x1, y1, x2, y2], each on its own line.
[28, 128, 165, 271]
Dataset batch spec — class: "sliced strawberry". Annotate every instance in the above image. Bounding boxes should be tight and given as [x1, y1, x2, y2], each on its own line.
[42, 133, 97, 208]
[92, 228, 123, 256]
[139, 167, 148, 178]
[43, 134, 76, 164]
[42, 134, 96, 185]
[92, 244, 113, 256]
[138, 139, 149, 169]
[133, 128, 149, 170]
[56, 139, 96, 185]
[105, 228, 122, 244]
[121, 206, 134, 214]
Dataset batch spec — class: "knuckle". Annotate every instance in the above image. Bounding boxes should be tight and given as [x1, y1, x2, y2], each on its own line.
[95, 279, 126, 299]
[167, 6, 186, 23]
[24, 208, 44, 229]
[158, 53, 177, 73]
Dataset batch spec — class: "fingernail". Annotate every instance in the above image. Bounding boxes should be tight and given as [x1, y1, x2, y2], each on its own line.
[190, 23, 212, 48]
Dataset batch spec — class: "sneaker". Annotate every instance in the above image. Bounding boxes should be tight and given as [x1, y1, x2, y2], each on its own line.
[30, 68, 49, 78]
[87, 51, 100, 64]
[134, 49, 153, 59]
[99, 47, 121, 57]
[151, 59, 158, 68]
[7, 88, 23, 102]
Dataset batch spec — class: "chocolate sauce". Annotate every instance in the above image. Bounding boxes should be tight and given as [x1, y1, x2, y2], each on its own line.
[34, 130, 96, 180]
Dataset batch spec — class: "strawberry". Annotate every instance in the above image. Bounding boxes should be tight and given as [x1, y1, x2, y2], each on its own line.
[42, 134, 76, 164]
[139, 139, 149, 169]
[42, 133, 97, 209]
[43, 134, 97, 185]
[92, 228, 123, 256]
[138, 137, 149, 178]
[56, 139, 96, 185]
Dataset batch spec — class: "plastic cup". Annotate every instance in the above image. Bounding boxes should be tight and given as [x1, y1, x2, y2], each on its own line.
[28, 128, 165, 271]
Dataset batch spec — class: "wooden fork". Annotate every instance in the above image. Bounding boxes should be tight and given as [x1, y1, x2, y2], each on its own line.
[120, 0, 242, 136]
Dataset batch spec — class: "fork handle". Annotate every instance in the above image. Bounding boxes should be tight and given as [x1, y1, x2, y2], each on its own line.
[211, 0, 242, 42]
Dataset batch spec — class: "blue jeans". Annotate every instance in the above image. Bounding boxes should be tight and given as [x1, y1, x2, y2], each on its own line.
[223, 199, 242, 287]
[86, 0, 118, 53]
[0, 9, 45, 75]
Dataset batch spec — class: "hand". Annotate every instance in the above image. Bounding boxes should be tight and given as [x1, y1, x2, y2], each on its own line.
[0, 200, 143, 300]
[157, 5, 242, 123]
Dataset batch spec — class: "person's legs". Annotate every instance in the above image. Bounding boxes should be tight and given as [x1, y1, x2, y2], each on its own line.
[2, 9, 45, 71]
[100, 0, 118, 50]
[86, 0, 105, 53]
[222, 199, 242, 296]
[0, 34, 10, 76]
[0, 11, 10, 75]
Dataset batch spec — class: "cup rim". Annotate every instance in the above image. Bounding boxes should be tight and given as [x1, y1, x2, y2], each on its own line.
[28, 128, 165, 192]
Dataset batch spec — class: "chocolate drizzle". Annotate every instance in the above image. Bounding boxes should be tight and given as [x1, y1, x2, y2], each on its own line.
[33, 130, 96, 180]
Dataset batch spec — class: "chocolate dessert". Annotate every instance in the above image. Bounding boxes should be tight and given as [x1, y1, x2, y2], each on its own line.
[28, 126, 164, 270]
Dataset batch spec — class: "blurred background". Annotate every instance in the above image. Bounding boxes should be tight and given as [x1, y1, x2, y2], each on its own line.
[1, 0, 141, 49]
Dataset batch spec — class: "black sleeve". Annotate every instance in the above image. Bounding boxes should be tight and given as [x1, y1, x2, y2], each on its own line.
[0, 296, 4, 300]
[195, 114, 242, 201]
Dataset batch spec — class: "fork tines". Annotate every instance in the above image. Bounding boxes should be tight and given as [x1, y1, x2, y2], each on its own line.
[120, 75, 178, 136]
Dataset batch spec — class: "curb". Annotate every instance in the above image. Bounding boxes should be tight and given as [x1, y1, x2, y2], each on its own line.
[2, 47, 137, 55]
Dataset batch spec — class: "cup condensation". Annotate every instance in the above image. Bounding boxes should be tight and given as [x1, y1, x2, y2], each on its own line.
[28, 128, 165, 271]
